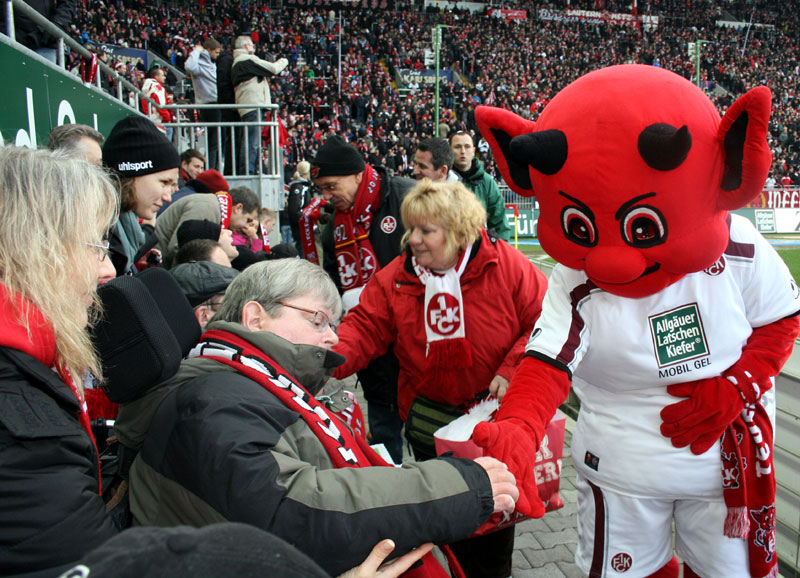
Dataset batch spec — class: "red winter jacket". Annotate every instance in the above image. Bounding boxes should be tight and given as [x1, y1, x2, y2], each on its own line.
[334, 229, 548, 420]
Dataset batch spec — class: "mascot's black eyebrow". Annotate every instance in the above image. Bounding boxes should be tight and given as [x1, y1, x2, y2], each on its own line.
[615, 192, 657, 221]
[558, 191, 595, 219]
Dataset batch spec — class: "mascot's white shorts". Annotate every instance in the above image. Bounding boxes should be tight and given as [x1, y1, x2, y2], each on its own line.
[573, 474, 749, 577]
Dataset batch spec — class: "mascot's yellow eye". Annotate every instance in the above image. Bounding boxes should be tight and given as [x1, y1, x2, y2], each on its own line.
[621, 206, 667, 248]
[561, 206, 597, 247]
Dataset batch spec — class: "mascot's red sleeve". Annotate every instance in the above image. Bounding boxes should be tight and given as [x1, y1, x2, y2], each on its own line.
[473, 356, 571, 518]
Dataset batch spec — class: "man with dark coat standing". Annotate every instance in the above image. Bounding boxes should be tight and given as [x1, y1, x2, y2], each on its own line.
[312, 135, 415, 464]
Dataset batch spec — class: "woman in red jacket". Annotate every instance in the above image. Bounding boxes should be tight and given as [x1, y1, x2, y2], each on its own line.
[334, 178, 548, 578]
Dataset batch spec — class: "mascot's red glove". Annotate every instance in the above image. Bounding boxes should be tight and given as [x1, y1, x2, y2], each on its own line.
[472, 357, 571, 518]
[473, 418, 545, 518]
[660, 376, 745, 455]
[661, 316, 800, 455]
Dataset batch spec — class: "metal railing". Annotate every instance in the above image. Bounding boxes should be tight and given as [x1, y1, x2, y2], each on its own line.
[3, 0, 283, 208]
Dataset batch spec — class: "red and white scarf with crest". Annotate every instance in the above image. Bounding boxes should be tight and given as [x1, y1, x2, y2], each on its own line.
[333, 164, 381, 291]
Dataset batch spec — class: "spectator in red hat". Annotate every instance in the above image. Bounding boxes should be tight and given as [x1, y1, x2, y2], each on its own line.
[157, 168, 229, 216]
[156, 185, 260, 267]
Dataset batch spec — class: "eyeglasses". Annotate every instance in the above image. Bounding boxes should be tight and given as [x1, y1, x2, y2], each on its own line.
[86, 242, 111, 260]
[279, 301, 337, 334]
[201, 296, 224, 312]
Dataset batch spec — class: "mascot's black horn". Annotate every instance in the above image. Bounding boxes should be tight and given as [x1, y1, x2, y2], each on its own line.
[509, 129, 568, 176]
[637, 123, 692, 171]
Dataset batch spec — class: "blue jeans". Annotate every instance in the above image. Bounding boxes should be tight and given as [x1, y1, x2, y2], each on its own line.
[367, 402, 404, 464]
[280, 225, 293, 245]
[240, 110, 260, 175]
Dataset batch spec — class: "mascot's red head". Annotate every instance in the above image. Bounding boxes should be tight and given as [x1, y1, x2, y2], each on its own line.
[476, 64, 772, 298]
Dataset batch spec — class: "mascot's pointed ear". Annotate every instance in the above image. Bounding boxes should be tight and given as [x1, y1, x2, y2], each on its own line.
[717, 86, 772, 210]
[475, 105, 539, 197]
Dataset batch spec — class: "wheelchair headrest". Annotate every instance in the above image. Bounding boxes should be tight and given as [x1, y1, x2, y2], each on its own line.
[92, 268, 201, 403]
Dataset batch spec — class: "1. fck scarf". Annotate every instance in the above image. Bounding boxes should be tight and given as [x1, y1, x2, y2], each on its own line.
[299, 197, 326, 265]
[721, 400, 777, 578]
[333, 164, 381, 291]
[413, 245, 473, 399]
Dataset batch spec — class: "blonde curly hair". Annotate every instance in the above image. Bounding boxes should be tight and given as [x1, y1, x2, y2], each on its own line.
[0, 146, 118, 386]
[401, 178, 487, 265]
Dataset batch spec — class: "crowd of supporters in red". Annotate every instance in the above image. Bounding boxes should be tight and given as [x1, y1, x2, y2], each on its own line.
[66, 0, 800, 185]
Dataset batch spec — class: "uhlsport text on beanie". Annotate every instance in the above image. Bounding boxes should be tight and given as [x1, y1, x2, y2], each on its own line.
[310, 135, 365, 179]
[103, 115, 180, 178]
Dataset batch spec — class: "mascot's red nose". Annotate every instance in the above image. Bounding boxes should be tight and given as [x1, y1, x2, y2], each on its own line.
[584, 247, 649, 285]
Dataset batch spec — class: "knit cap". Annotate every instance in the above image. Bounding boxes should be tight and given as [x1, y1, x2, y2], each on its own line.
[176, 219, 222, 248]
[103, 115, 180, 177]
[194, 169, 229, 192]
[63, 523, 330, 578]
[310, 135, 365, 179]
[170, 261, 238, 307]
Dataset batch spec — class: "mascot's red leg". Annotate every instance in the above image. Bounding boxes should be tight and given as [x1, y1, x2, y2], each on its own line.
[682, 563, 702, 578]
[644, 556, 679, 578]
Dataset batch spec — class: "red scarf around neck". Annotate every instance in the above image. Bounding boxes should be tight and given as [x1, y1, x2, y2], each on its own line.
[299, 197, 327, 265]
[216, 192, 233, 229]
[0, 284, 101, 493]
[191, 329, 377, 467]
[189, 329, 465, 578]
[259, 223, 271, 254]
[333, 164, 381, 291]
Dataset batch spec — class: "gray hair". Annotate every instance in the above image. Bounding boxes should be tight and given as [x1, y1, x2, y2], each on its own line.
[47, 123, 105, 152]
[215, 259, 341, 323]
[234, 35, 253, 50]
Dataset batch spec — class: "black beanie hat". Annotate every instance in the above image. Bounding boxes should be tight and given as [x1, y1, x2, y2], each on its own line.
[176, 219, 222, 248]
[68, 523, 330, 578]
[310, 135, 365, 179]
[103, 115, 180, 178]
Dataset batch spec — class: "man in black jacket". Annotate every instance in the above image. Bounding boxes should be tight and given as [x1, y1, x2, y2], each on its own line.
[5, 0, 76, 62]
[215, 42, 237, 175]
[312, 135, 415, 464]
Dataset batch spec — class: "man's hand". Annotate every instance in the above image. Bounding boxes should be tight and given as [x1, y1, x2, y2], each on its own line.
[473, 456, 519, 514]
[488, 375, 510, 401]
[660, 376, 745, 455]
[472, 420, 544, 518]
[337, 540, 434, 578]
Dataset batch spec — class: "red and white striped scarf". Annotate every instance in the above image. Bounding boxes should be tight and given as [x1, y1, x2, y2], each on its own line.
[333, 164, 381, 291]
[188, 329, 465, 578]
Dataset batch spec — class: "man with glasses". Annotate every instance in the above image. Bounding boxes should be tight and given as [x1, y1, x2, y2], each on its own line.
[123, 258, 518, 577]
[311, 135, 416, 465]
[170, 260, 238, 329]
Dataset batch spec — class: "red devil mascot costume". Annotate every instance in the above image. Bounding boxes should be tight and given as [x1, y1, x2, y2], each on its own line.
[473, 65, 800, 578]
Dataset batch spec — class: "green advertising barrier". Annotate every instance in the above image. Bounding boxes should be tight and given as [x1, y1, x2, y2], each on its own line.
[0, 40, 136, 147]
[505, 207, 538, 238]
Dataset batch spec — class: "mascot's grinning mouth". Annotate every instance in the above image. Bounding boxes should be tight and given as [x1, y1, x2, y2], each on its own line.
[588, 263, 661, 285]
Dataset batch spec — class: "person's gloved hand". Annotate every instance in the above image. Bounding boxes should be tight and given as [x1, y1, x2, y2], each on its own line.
[660, 376, 745, 455]
[472, 419, 545, 518]
[135, 248, 162, 271]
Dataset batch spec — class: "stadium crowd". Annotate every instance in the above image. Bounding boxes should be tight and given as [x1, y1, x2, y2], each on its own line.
[2, 0, 800, 576]
[64, 0, 800, 185]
